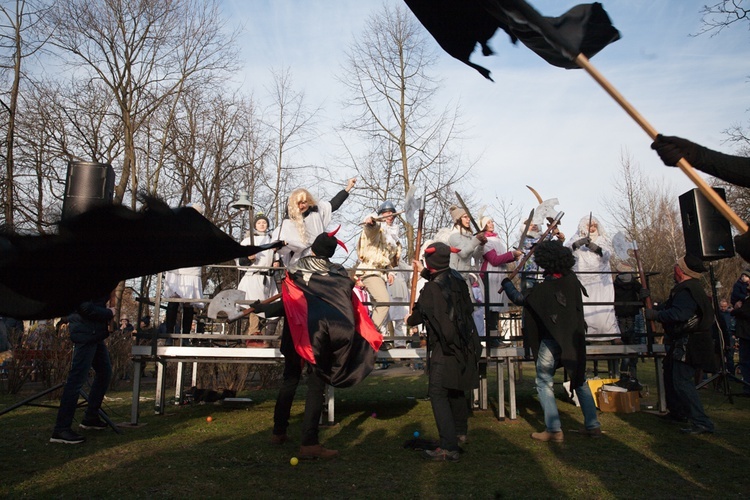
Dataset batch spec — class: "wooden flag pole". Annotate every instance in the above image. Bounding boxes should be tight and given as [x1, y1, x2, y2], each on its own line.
[574, 53, 748, 234]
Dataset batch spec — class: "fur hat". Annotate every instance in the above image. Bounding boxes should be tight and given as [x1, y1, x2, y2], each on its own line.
[534, 240, 576, 275]
[423, 242, 459, 271]
[677, 254, 706, 279]
[450, 205, 467, 223]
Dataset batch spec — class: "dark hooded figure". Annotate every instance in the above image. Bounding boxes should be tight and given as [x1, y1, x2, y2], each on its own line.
[502, 240, 602, 443]
[407, 242, 482, 462]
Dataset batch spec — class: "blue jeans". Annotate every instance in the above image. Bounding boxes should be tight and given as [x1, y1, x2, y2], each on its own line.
[54, 341, 112, 432]
[672, 359, 714, 431]
[536, 337, 600, 432]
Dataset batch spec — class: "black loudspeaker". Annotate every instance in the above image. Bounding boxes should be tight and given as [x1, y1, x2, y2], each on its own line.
[61, 161, 115, 220]
[678, 187, 735, 261]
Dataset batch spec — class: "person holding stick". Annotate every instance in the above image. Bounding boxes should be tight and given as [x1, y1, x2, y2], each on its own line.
[356, 201, 402, 340]
[502, 239, 602, 442]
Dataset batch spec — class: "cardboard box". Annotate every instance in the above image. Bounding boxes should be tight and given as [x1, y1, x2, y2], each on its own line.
[597, 389, 640, 413]
[587, 378, 619, 408]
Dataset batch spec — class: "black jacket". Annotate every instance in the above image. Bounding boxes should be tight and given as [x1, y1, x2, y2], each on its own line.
[503, 272, 588, 389]
[408, 268, 481, 391]
[68, 298, 113, 344]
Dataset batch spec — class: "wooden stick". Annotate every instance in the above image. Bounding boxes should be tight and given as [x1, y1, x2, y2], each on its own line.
[505, 212, 564, 283]
[409, 204, 426, 312]
[574, 53, 748, 234]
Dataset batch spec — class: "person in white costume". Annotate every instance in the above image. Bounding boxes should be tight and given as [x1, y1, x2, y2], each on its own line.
[478, 216, 522, 341]
[164, 203, 205, 335]
[273, 179, 356, 267]
[238, 214, 279, 341]
[567, 215, 620, 343]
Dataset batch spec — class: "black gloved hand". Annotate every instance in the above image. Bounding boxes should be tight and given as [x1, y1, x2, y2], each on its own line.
[501, 277, 512, 289]
[651, 134, 699, 167]
[643, 308, 659, 321]
[587, 241, 602, 255]
[734, 229, 750, 263]
[572, 237, 590, 251]
[250, 300, 267, 313]
[638, 288, 651, 300]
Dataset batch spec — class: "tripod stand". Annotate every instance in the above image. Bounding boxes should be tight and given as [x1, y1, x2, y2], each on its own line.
[0, 381, 123, 434]
[695, 263, 750, 401]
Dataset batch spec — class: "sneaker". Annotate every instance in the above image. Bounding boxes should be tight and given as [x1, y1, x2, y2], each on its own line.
[659, 412, 689, 424]
[578, 427, 603, 438]
[50, 429, 85, 444]
[79, 417, 108, 430]
[680, 425, 714, 435]
[270, 433, 288, 445]
[531, 430, 564, 442]
[298, 444, 339, 459]
[422, 447, 460, 462]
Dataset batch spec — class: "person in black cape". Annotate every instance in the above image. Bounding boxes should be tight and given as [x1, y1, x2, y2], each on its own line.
[407, 242, 482, 462]
[253, 229, 381, 460]
[502, 240, 602, 442]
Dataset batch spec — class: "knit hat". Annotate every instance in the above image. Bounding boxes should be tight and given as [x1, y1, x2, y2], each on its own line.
[449, 205, 467, 223]
[677, 254, 706, 279]
[742, 268, 750, 278]
[254, 213, 270, 227]
[423, 242, 459, 271]
[479, 216, 492, 231]
[311, 226, 347, 258]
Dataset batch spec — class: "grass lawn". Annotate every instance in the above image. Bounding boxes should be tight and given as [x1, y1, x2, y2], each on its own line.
[1, 359, 749, 499]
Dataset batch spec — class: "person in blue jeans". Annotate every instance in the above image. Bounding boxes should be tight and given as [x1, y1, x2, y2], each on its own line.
[644, 255, 716, 434]
[502, 240, 601, 442]
[50, 295, 114, 444]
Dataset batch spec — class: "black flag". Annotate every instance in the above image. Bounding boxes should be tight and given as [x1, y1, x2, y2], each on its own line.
[404, 0, 620, 80]
[0, 198, 281, 319]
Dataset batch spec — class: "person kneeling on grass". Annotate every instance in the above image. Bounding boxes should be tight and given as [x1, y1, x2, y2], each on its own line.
[407, 242, 482, 462]
[502, 240, 602, 442]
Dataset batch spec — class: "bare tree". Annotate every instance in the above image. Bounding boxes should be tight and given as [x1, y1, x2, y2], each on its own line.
[337, 3, 473, 260]
[262, 67, 319, 225]
[695, 1, 749, 36]
[0, 0, 49, 229]
[491, 196, 523, 251]
[605, 152, 686, 300]
[45, 0, 239, 204]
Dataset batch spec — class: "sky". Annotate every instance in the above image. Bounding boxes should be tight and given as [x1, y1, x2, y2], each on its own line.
[220, 0, 750, 237]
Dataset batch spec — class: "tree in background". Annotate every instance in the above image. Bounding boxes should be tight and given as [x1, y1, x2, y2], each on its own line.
[0, 0, 50, 230]
[337, 3, 474, 261]
[45, 0, 239, 205]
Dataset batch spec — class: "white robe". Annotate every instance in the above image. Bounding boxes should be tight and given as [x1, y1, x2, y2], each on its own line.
[273, 200, 332, 267]
[568, 222, 620, 341]
[237, 232, 278, 302]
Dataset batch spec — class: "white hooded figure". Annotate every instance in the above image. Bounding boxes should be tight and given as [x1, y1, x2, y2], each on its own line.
[237, 214, 278, 302]
[567, 215, 620, 341]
